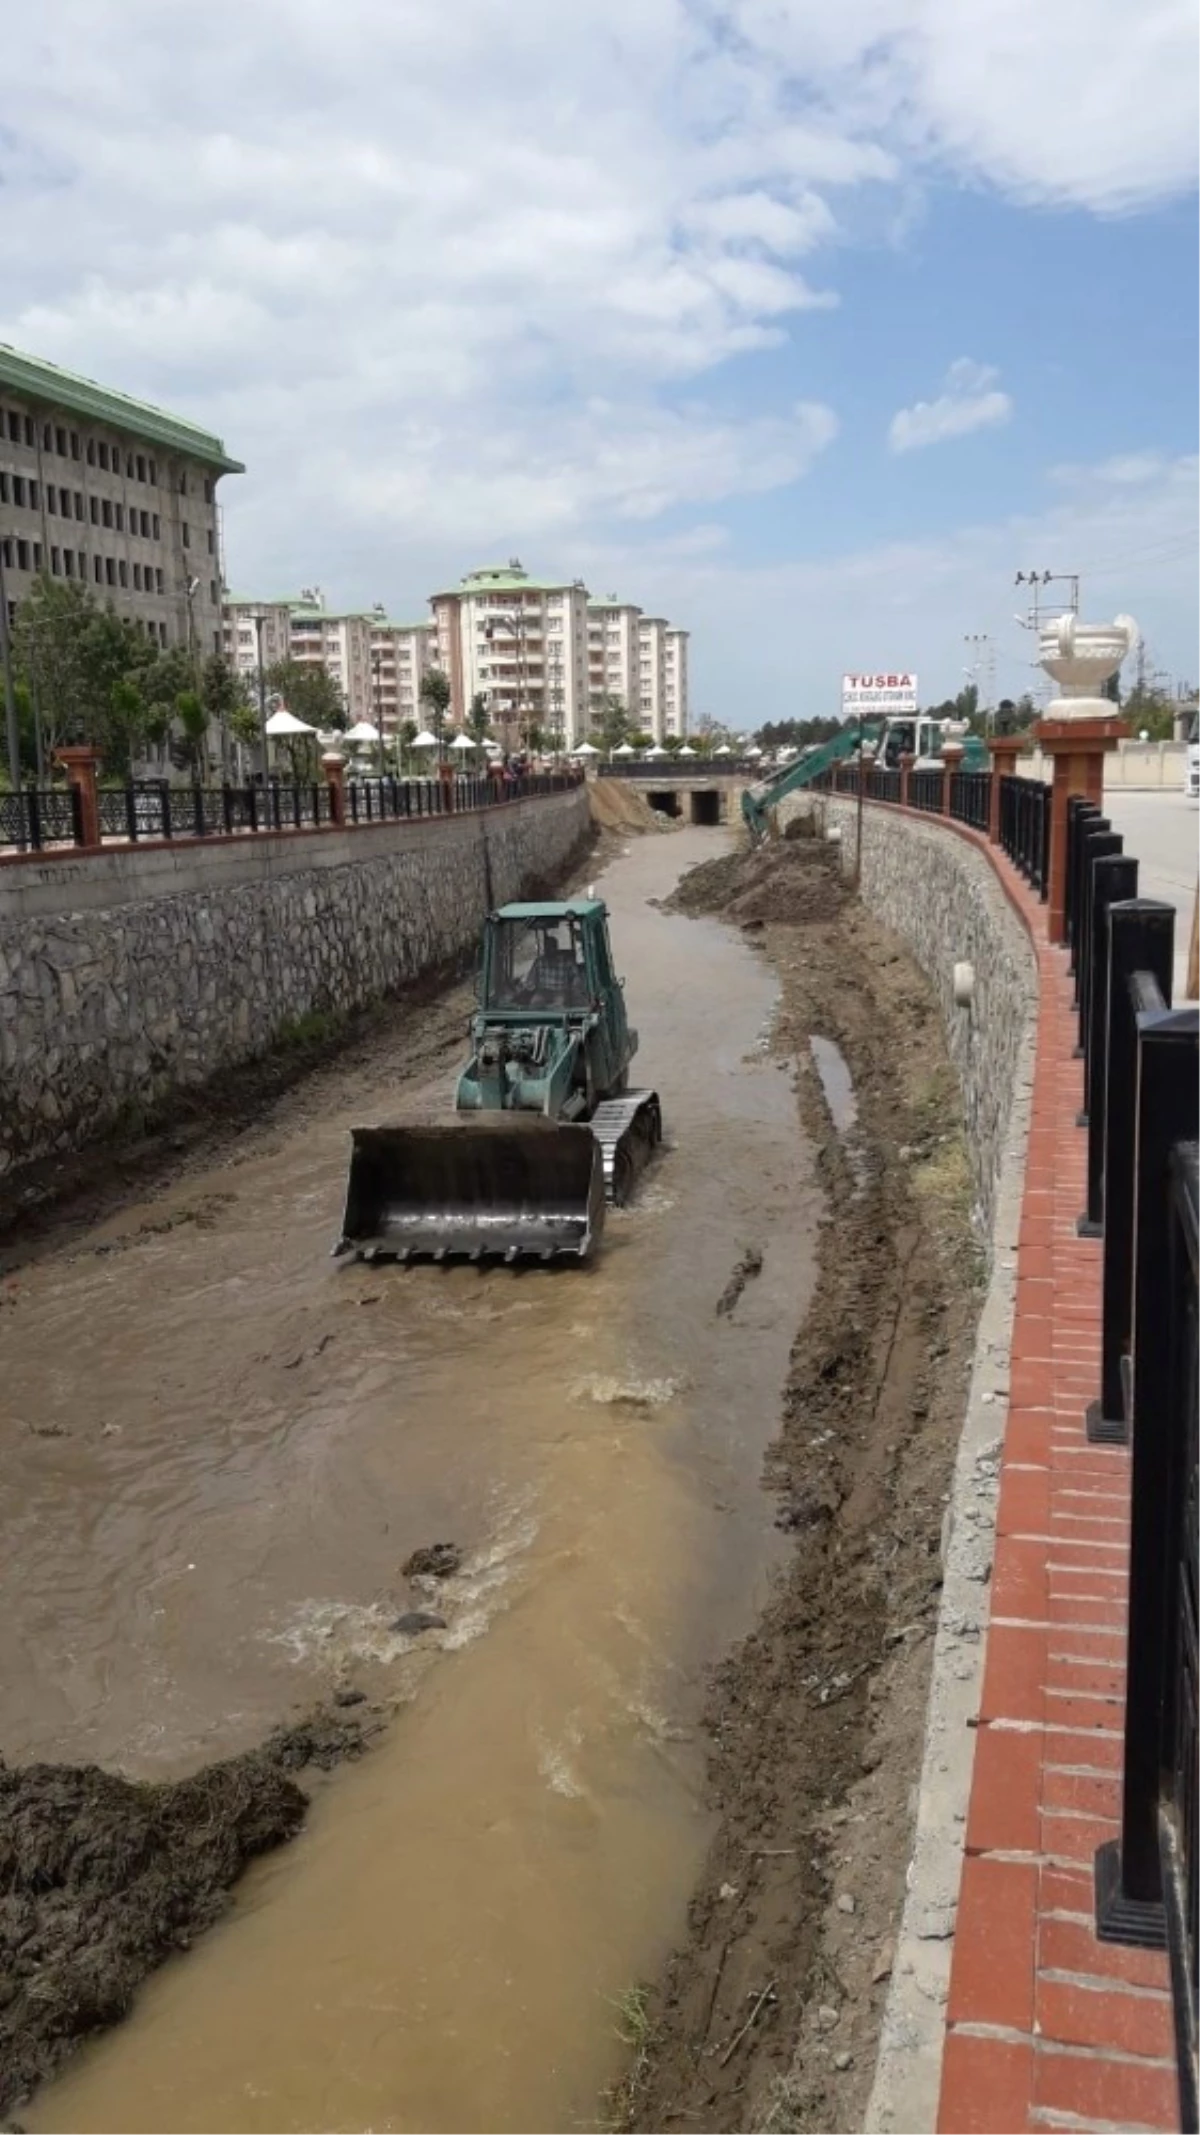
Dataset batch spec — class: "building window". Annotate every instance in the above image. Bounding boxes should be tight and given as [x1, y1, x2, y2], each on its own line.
[206, 528, 214, 554]
[12, 475, 25, 507]
[5, 412, 17, 443]
[203, 478, 213, 503]
[155, 567, 164, 593]
[17, 539, 30, 571]
[47, 484, 57, 514]
[41, 423, 51, 450]
[89, 497, 99, 525]
[73, 492, 83, 520]
[55, 426, 66, 456]
[132, 563, 142, 590]
[50, 546, 60, 575]
[70, 431, 80, 460]
[0, 473, 6, 502]
[23, 417, 34, 447]
[31, 542, 41, 570]
[114, 503, 124, 532]
[94, 557, 103, 584]
[63, 550, 74, 578]
[148, 459, 156, 485]
[136, 454, 146, 482]
[86, 439, 96, 466]
[118, 560, 128, 588]
[101, 500, 112, 529]
[98, 441, 110, 471]
[181, 523, 189, 547]
[152, 513, 160, 539]
[105, 558, 116, 586]
[209, 579, 217, 604]
[178, 471, 187, 495]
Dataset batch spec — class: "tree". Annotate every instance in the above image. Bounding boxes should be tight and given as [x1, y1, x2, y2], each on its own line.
[265, 661, 347, 733]
[175, 689, 210, 776]
[591, 692, 631, 750]
[420, 668, 452, 756]
[466, 691, 491, 744]
[201, 653, 247, 775]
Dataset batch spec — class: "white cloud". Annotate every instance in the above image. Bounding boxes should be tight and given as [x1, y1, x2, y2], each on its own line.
[0, 0, 1194, 710]
[888, 360, 1013, 455]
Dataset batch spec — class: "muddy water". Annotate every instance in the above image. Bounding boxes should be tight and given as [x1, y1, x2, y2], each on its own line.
[6, 828, 820, 2134]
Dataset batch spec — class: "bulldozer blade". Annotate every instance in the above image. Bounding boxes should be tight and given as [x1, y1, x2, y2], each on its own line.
[335, 1119, 606, 1264]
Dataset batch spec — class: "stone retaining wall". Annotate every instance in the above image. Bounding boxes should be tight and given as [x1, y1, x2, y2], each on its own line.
[820, 795, 1038, 1238]
[0, 789, 590, 1180]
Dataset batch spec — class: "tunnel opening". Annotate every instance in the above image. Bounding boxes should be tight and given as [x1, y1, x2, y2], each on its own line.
[647, 791, 682, 819]
[689, 789, 722, 827]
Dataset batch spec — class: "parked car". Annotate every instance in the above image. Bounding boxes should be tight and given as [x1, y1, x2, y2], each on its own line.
[1187, 713, 1199, 799]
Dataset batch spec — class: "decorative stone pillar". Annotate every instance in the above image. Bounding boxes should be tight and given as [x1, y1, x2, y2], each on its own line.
[1035, 614, 1135, 944]
[941, 729, 965, 817]
[321, 751, 347, 828]
[54, 745, 102, 850]
[438, 759, 455, 811]
[899, 750, 914, 809]
[987, 718, 1024, 844]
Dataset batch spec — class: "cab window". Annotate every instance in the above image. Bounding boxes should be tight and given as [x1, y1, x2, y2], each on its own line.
[486, 918, 590, 1009]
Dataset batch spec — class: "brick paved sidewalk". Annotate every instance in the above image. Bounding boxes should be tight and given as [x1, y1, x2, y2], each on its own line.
[935, 837, 1178, 2134]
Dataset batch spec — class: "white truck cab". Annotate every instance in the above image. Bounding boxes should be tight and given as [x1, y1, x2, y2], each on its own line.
[1186, 713, 1198, 799]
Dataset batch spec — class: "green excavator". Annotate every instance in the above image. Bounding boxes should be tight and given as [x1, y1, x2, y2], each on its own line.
[741, 714, 989, 843]
[336, 899, 661, 1265]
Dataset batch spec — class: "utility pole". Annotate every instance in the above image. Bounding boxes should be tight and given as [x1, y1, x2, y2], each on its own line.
[0, 537, 24, 825]
[253, 612, 270, 790]
[1014, 571, 1081, 704]
[963, 632, 996, 731]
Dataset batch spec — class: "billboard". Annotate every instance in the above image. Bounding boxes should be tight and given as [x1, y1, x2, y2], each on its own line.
[842, 672, 918, 717]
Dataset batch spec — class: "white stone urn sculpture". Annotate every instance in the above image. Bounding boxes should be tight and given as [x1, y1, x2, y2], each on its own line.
[1037, 613, 1138, 721]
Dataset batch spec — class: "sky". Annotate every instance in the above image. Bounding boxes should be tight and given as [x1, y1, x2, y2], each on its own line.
[1, 0, 1196, 723]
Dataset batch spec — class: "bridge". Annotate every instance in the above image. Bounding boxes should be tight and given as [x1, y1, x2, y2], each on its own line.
[596, 759, 757, 825]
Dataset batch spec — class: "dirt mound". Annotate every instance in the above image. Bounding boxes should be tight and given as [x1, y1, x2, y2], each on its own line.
[670, 839, 846, 927]
[588, 780, 677, 835]
[0, 1707, 377, 2115]
[618, 899, 980, 2135]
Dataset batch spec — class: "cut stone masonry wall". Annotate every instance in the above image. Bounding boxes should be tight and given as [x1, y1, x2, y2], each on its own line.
[0, 789, 590, 1180]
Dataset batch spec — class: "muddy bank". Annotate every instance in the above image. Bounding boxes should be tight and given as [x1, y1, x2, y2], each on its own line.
[621, 840, 980, 2133]
[0, 1708, 378, 2119]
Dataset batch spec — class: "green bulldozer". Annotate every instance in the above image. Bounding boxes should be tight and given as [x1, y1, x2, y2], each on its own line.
[336, 899, 661, 1264]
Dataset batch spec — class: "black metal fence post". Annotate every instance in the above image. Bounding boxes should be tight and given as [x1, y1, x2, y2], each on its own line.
[1096, 1003, 1198, 1946]
[1078, 855, 1139, 1237]
[1075, 831, 1124, 1123]
[1088, 901, 1176, 1444]
[1067, 802, 1104, 987]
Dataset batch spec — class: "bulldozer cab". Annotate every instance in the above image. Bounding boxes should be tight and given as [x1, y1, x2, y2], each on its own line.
[484, 910, 593, 1013]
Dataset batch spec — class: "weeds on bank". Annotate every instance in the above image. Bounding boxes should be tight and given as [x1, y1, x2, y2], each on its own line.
[276, 1006, 342, 1050]
[596, 1984, 655, 2132]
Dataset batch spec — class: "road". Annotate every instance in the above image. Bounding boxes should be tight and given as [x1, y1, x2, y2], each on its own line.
[1101, 789, 1198, 1000]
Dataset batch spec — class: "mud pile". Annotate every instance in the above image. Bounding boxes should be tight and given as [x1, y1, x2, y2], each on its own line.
[0, 1709, 374, 2115]
[622, 878, 980, 2134]
[588, 780, 677, 835]
[670, 838, 846, 926]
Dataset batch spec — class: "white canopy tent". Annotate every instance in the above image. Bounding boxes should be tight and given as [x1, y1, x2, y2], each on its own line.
[612, 741, 635, 757]
[265, 707, 316, 736]
[677, 744, 696, 757]
[411, 729, 439, 749]
[343, 720, 381, 744]
[449, 732, 477, 753]
[572, 741, 600, 757]
[714, 743, 732, 756]
[643, 744, 665, 758]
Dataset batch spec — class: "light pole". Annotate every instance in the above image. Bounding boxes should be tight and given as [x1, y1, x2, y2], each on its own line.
[253, 612, 270, 788]
[0, 538, 23, 816]
[371, 651, 386, 780]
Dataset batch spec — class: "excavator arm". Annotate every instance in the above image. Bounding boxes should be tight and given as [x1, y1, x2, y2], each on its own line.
[741, 723, 880, 844]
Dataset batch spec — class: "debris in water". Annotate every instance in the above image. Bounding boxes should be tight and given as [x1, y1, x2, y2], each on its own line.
[389, 1610, 447, 1635]
[715, 1245, 764, 1318]
[0, 1706, 374, 2116]
[571, 1374, 683, 1409]
[402, 1542, 463, 1581]
[809, 1034, 858, 1137]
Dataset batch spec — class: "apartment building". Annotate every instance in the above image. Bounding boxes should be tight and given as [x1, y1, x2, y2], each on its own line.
[369, 612, 437, 734]
[430, 560, 590, 747]
[0, 343, 241, 656]
[635, 615, 668, 740]
[587, 597, 644, 722]
[664, 626, 690, 737]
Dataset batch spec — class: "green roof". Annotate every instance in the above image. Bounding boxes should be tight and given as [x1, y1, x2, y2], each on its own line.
[0, 344, 244, 472]
[495, 899, 605, 920]
[372, 617, 435, 632]
[432, 564, 585, 597]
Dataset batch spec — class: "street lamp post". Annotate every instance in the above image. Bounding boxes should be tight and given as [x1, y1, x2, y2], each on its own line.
[253, 613, 270, 789]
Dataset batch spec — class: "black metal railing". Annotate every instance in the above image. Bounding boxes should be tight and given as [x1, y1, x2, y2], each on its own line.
[949, 768, 991, 831]
[998, 772, 1052, 897]
[1061, 780, 1200, 2117]
[867, 765, 902, 804]
[909, 767, 943, 813]
[0, 769, 583, 855]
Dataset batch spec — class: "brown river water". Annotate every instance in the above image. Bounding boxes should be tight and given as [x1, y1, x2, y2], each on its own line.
[2, 827, 820, 2133]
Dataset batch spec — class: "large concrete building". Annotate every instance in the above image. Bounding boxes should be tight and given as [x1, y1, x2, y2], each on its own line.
[587, 597, 690, 741]
[0, 343, 242, 658]
[430, 561, 592, 748]
[222, 592, 437, 733]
